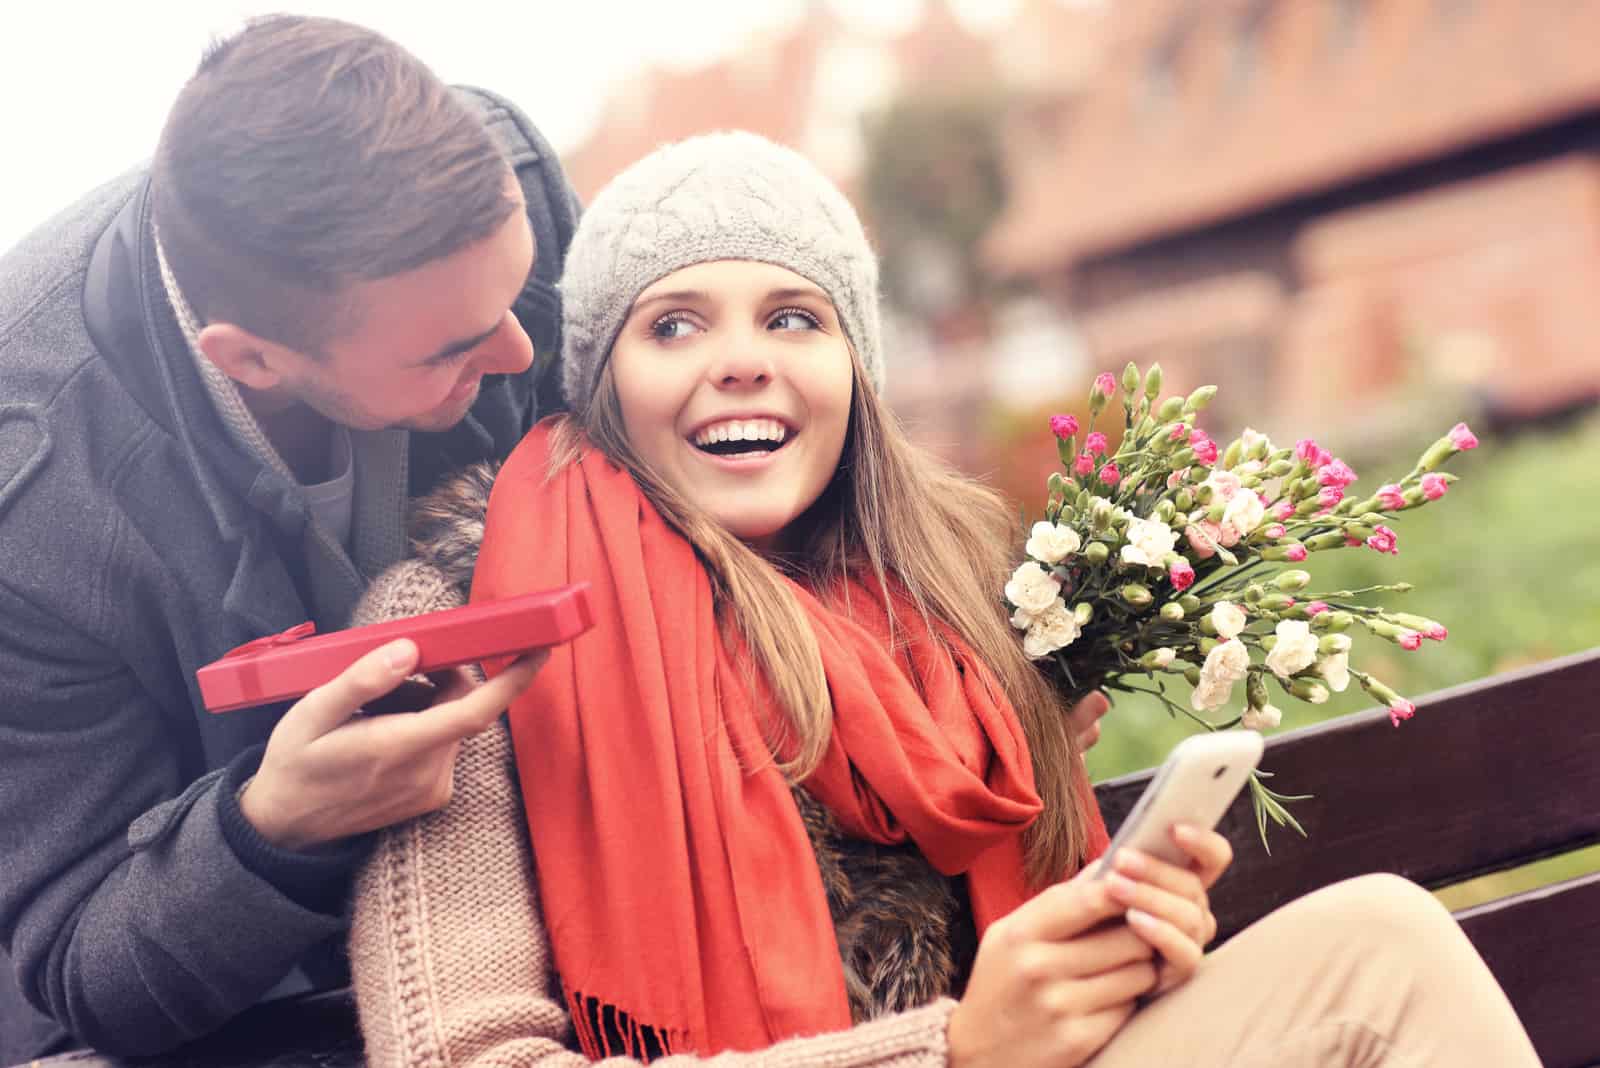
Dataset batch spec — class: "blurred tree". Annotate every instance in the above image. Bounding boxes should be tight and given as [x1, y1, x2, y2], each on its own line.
[858, 90, 1012, 334]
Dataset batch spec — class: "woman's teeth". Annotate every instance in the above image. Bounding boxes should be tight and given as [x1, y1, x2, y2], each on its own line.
[692, 419, 789, 454]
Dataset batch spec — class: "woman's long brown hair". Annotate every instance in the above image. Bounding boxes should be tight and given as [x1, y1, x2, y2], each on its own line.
[550, 350, 1091, 885]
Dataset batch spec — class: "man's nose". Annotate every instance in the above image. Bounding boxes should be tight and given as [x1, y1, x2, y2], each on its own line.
[475, 311, 535, 376]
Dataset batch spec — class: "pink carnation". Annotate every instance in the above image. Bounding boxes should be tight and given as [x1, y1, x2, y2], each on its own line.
[1049, 414, 1079, 440]
[1169, 559, 1196, 592]
[1074, 452, 1095, 476]
[1366, 525, 1399, 555]
[1185, 522, 1221, 560]
[1099, 462, 1121, 486]
[1296, 439, 1332, 468]
[1318, 459, 1358, 488]
[1271, 500, 1295, 522]
[1317, 486, 1344, 511]
[1166, 470, 1188, 490]
[1346, 536, 1363, 547]
[1305, 601, 1330, 616]
[1094, 372, 1118, 398]
[1377, 483, 1406, 510]
[1085, 431, 1109, 456]
[1285, 544, 1308, 562]
[1264, 523, 1287, 540]
[1389, 699, 1417, 727]
[1169, 423, 1192, 443]
[1398, 631, 1423, 651]
[1449, 422, 1479, 450]
[1191, 432, 1219, 466]
[1425, 623, 1448, 641]
[1420, 473, 1449, 501]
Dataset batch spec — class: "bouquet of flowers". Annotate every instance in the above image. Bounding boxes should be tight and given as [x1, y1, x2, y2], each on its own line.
[1006, 363, 1478, 842]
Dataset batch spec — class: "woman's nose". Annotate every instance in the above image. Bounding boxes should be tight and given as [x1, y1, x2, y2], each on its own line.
[707, 335, 774, 389]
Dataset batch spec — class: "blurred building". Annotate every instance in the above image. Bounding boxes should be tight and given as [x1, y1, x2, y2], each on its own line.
[985, 0, 1600, 441]
[558, 0, 1110, 469]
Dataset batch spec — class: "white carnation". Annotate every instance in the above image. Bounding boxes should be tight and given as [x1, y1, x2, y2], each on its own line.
[1210, 601, 1248, 640]
[1021, 600, 1080, 659]
[1005, 562, 1061, 622]
[1221, 489, 1267, 538]
[1265, 619, 1319, 680]
[1319, 650, 1351, 693]
[1025, 521, 1082, 565]
[1203, 638, 1252, 683]
[1242, 704, 1283, 731]
[1192, 638, 1250, 711]
[1119, 516, 1179, 568]
[1150, 647, 1176, 668]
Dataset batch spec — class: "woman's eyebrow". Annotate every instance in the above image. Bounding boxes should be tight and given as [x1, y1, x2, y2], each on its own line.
[631, 289, 710, 312]
[765, 285, 829, 303]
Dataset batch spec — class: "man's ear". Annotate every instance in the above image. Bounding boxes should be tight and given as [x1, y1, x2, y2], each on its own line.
[196, 323, 290, 391]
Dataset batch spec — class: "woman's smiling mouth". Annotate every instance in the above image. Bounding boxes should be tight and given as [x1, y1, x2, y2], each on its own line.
[689, 417, 794, 461]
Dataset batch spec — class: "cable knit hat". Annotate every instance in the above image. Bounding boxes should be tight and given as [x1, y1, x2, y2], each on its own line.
[559, 131, 883, 416]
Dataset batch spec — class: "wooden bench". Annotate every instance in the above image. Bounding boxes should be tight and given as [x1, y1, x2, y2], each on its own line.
[23, 648, 1600, 1068]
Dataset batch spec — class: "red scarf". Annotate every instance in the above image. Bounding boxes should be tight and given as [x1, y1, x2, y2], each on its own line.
[473, 423, 1109, 1058]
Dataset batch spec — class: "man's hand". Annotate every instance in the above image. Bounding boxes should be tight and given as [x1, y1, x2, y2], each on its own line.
[239, 639, 545, 850]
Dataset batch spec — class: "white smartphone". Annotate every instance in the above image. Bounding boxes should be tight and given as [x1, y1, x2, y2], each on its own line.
[1095, 731, 1264, 875]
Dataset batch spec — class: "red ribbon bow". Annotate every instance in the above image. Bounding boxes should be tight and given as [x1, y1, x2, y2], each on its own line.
[221, 621, 317, 659]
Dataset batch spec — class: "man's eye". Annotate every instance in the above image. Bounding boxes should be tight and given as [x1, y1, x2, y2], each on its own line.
[651, 314, 698, 339]
[768, 308, 820, 331]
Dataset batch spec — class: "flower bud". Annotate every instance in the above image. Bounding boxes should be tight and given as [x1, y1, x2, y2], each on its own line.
[1265, 459, 1295, 478]
[1207, 501, 1226, 524]
[1089, 371, 1116, 416]
[1122, 362, 1142, 397]
[1073, 602, 1094, 626]
[1258, 543, 1307, 562]
[1120, 583, 1154, 607]
[1246, 673, 1269, 710]
[1184, 665, 1202, 686]
[1303, 531, 1348, 551]
[1090, 498, 1114, 531]
[1179, 594, 1202, 615]
[1197, 637, 1218, 655]
[1319, 633, 1353, 655]
[1047, 472, 1065, 496]
[1184, 385, 1217, 413]
[1084, 540, 1110, 565]
[1290, 678, 1331, 704]
[1143, 363, 1164, 400]
[1243, 584, 1266, 604]
[1273, 569, 1311, 592]
[1156, 396, 1185, 422]
[1257, 593, 1296, 612]
[1155, 499, 1176, 524]
[1140, 646, 1176, 669]
[1323, 611, 1354, 632]
[1174, 488, 1195, 512]
[1221, 438, 1243, 471]
[1159, 601, 1185, 622]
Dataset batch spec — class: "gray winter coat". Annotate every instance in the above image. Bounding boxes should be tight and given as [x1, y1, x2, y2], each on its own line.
[0, 87, 577, 1061]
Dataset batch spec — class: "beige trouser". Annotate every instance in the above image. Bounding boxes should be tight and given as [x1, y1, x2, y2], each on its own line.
[1085, 873, 1543, 1067]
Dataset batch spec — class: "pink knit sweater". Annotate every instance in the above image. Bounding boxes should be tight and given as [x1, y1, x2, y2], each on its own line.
[347, 560, 955, 1068]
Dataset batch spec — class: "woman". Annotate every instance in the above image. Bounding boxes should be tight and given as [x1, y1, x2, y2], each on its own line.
[348, 132, 1539, 1068]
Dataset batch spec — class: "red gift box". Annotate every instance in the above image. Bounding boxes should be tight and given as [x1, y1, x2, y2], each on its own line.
[197, 583, 594, 713]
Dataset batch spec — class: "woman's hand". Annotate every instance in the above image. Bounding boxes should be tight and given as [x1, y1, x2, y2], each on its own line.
[1066, 691, 1110, 751]
[1102, 824, 1233, 994]
[947, 863, 1157, 1068]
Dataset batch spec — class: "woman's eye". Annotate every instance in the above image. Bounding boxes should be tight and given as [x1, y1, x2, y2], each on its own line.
[768, 308, 820, 331]
[650, 314, 698, 340]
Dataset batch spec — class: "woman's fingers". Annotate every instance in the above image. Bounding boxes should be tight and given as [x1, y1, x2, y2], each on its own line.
[1013, 922, 1153, 986]
[1173, 823, 1234, 888]
[1126, 907, 1205, 993]
[1066, 691, 1110, 751]
[1104, 872, 1205, 942]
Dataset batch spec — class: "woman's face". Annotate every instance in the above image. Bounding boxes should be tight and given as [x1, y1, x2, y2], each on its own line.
[608, 260, 855, 550]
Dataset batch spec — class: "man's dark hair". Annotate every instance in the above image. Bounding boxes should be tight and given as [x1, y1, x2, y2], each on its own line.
[150, 15, 517, 355]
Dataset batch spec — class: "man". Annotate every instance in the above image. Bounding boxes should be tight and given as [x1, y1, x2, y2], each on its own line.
[0, 16, 577, 1059]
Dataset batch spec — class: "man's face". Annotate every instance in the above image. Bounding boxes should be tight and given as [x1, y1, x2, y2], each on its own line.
[275, 191, 537, 433]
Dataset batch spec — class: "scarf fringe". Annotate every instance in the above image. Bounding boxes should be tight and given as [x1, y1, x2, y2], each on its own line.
[567, 987, 682, 1063]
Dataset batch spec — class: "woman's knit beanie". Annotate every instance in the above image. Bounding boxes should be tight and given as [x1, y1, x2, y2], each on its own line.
[558, 131, 883, 417]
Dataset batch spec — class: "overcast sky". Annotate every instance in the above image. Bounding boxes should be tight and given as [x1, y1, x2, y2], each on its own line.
[0, 0, 1041, 252]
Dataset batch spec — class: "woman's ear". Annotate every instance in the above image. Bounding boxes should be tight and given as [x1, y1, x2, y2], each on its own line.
[197, 322, 290, 391]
